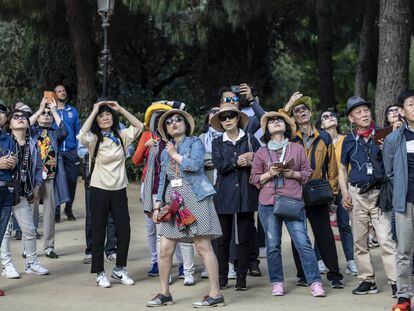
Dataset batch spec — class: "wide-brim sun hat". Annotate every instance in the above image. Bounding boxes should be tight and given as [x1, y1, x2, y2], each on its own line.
[260, 109, 297, 141]
[210, 104, 249, 132]
[285, 96, 312, 117]
[157, 109, 195, 141]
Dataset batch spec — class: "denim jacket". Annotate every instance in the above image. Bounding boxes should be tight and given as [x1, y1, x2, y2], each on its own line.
[0, 131, 15, 182]
[383, 125, 408, 213]
[156, 136, 216, 203]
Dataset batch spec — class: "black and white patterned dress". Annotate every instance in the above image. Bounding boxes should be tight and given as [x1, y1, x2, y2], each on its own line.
[159, 159, 222, 243]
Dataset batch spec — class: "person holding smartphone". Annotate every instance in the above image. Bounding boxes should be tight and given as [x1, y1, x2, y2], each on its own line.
[77, 100, 143, 288]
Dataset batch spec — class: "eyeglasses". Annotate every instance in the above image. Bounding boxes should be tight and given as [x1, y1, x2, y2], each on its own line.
[387, 108, 400, 115]
[222, 96, 239, 103]
[12, 114, 26, 120]
[165, 115, 184, 126]
[268, 117, 285, 124]
[41, 111, 52, 116]
[210, 108, 220, 115]
[292, 105, 308, 114]
[321, 112, 336, 120]
[218, 111, 238, 122]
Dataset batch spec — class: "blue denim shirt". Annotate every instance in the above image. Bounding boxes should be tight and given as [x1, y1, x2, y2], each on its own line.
[156, 136, 216, 202]
[0, 132, 15, 182]
[55, 104, 81, 152]
[383, 125, 409, 213]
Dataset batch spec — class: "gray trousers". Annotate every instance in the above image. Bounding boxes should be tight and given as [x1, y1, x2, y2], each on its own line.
[33, 179, 56, 253]
[396, 202, 414, 299]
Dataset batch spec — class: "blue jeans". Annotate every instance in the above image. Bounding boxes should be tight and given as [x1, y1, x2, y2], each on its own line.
[258, 204, 321, 284]
[84, 184, 117, 256]
[0, 187, 13, 242]
[315, 195, 354, 262]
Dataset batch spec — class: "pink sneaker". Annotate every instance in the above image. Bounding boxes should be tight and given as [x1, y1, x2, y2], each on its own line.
[272, 282, 284, 296]
[310, 282, 326, 297]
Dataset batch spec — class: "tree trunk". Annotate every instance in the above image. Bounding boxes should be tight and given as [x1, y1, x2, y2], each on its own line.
[316, 0, 335, 111]
[64, 0, 96, 110]
[375, 0, 412, 126]
[354, 0, 378, 99]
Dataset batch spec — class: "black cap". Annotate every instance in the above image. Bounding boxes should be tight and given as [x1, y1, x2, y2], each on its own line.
[398, 90, 414, 107]
[346, 96, 371, 115]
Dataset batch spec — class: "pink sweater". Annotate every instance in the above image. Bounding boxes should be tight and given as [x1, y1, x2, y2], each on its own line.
[251, 142, 313, 205]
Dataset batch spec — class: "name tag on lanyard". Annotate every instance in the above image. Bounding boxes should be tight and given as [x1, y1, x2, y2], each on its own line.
[171, 179, 183, 187]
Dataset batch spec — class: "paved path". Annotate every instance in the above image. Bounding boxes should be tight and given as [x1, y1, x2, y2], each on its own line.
[1, 181, 394, 310]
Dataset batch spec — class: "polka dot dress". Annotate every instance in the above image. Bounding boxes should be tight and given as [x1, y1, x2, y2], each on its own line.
[159, 159, 222, 243]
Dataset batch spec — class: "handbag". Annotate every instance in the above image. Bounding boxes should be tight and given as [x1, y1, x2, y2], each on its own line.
[302, 136, 334, 206]
[273, 194, 305, 221]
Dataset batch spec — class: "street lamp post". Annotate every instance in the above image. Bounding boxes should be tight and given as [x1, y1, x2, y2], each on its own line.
[97, 0, 115, 97]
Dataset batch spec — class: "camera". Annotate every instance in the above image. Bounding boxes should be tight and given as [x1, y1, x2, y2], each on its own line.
[231, 85, 240, 93]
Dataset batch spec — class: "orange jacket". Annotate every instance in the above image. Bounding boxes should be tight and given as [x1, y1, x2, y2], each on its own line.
[132, 131, 158, 181]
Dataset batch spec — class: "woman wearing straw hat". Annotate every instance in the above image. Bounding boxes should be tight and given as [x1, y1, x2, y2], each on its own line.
[147, 109, 225, 308]
[251, 109, 326, 297]
[210, 104, 261, 291]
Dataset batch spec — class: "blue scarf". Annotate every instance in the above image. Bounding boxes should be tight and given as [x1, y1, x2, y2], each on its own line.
[101, 131, 120, 145]
[267, 138, 289, 151]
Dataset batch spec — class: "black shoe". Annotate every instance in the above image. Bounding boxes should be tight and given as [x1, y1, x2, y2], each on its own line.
[219, 277, 228, 290]
[330, 279, 344, 289]
[352, 281, 379, 295]
[296, 277, 308, 287]
[235, 276, 247, 291]
[391, 283, 397, 298]
[64, 208, 76, 221]
[14, 231, 22, 240]
[146, 293, 173, 307]
[248, 260, 262, 277]
[55, 214, 60, 223]
[46, 251, 59, 259]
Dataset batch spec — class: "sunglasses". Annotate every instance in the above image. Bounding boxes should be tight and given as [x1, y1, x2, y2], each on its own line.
[12, 114, 26, 120]
[165, 115, 184, 126]
[218, 111, 238, 122]
[268, 117, 285, 125]
[292, 105, 308, 115]
[222, 96, 239, 103]
[387, 108, 400, 115]
[41, 111, 52, 116]
[321, 112, 336, 120]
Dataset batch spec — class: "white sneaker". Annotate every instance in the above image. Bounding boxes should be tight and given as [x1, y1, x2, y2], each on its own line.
[228, 263, 237, 279]
[97, 272, 111, 288]
[105, 253, 117, 264]
[345, 260, 358, 276]
[184, 273, 195, 286]
[2, 263, 20, 279]
[259, 247, 267, 258]
[82, 254, 92, 264]
[25, 262, 49, 275]
[200, 267, 209, 279]
[169, 275, 173, 285]
[111, 267, 135, 286]
[318, 260, 327, 274]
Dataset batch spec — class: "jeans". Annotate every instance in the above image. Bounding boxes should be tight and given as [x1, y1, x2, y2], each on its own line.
[56, 150, 79, 215]
[84, 184, 116, 256]
[1, 198, 38, 266]
[0, 187, 13, 243]
[259, 204, 321, 284]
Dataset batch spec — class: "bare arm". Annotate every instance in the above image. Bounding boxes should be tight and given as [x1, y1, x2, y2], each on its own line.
[338, 163, 352, 210]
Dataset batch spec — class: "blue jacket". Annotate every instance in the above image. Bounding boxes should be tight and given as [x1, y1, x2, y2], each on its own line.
[32, 123, 70, 206]
[156, 136, 216, 203]
[0, 132, 16, 182]
[55, 104, 81, 152]
[383, 125, 408, 213]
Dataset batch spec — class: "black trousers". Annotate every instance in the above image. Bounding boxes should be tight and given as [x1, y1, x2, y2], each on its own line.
[291, 203, 343, 281]
[217, 212, 256, 278]
[90, 187, 130, 273]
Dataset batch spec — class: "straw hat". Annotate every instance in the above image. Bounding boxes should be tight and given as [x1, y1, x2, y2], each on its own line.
[157, 109, 195, 141]
[284, 96, 312, 117]
[260, 109, 297, 140]
[210, 104, 249, 132]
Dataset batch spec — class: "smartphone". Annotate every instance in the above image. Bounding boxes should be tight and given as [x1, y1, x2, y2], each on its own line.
[231, 85, 240, 93]
[44, 91, 58, 102]
[271, 162, 284, 169]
